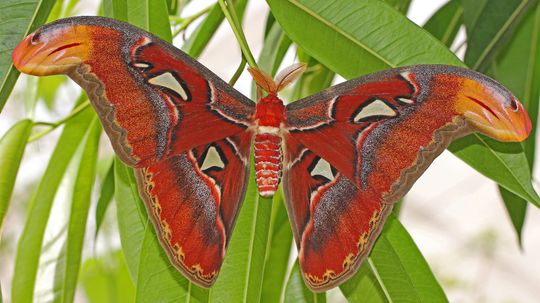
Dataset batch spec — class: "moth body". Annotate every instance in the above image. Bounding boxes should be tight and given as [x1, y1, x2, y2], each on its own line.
[254, 93, 286, 197]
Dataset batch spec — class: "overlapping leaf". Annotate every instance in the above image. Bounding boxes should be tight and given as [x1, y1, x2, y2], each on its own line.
[463, 0, 537, 71]
[57, 119, 101, 303]
[11, 106, 94, 303]
[266, 0, 540, 208]
[341, 214, 448, 302]
[0, 0, 56, 111]
[490, 3, 540, 242]
[0, 119, 33, 230]
[94, 162, 115, 239]
[284, 262, 326, 303]
[424, 0, 463, 47]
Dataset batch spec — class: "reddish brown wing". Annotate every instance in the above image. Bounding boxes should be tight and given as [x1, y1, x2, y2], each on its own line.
[12, 16, 256, 288]
[13, 17, 255, 167]
[136, 131, 252, 287]
[283, 65, 478, 291]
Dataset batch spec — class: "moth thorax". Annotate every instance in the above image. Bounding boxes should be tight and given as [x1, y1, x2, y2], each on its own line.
[254, 133, 283, 197]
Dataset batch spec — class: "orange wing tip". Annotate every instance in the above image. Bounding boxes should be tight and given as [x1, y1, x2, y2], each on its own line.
[454, 78, 532, 142]
[12, 25, 91, 76]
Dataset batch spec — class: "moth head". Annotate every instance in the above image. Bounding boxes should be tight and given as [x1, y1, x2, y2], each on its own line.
[12, 21, 92, 76]
[454, 75, 531, 142]
[248, 63, 306, 99]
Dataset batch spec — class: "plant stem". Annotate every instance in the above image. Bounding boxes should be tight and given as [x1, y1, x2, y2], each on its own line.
[171, 3, 214, 37]
[218, 0, 257, 68]
[29, 101, 91, 142]
[229, 57, 247, 85]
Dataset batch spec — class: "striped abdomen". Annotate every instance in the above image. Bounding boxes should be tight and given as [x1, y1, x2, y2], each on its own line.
[254, 132, 282, 197]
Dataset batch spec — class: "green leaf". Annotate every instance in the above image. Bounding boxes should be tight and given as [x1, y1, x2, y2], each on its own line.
[135, 220, 209, 303]
[448, 135, 540, 208]
[339, 262, 386, 303]
[103, 0, 128, 21]
[0, 119, 33, 230]
[211, 171, 273, 302]
[267, 0, 540, 207]
[59, 118, 102, 303]
[183, 0, 248, 58]
[0, 0, 56, 112]
[36, 75, 65, 109]
[261, 195, 293, 303]
[114, 160, 147, 282]
[182, 3, 226, 56]
[94, 161, 115, 239]
[491, 3, 540, 242]
[284, 262, 326, 303]
[80, 251, 135, 303]
[499, 188, 527, 242]
[257, 22, 292, 76]
[11, 105, 95, 303]
[341, 214, 448, 302]
[382, 0, 412, 14]
[461, 0, 488, 34]
[424, 0, 463, 47]
[464, 0, 536, 71]
[291, 55, 335, 100]
[266, 0, 462, 79]
[127, 0, 172, 42]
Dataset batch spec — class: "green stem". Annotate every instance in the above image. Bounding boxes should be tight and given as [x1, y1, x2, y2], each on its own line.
[229, 57, 247, 85]
[29, 101, 91, 142]
[218, 0, 257, 68]
[172, 4, 214, 37]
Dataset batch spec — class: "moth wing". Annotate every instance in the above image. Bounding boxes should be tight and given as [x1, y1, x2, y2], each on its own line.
[13, 16, 255, 168]
[283, 66, 474, 291]
[136, 131, 252, 287]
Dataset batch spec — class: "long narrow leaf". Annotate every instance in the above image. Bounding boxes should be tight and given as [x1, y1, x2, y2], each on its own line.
[342, 214, 448, 302]
[382, 0, 411, 14]
[461, 0, 488, 34]
[211, 167, 273, 302]
[284, 262, 326, 303]
[127, 0, 172, 42]
[267, 0, 461, 78]
[114, 160, 147, 282]
[424, 0, 463, 47]
[80, 251, 135, 303]
[267, 0, 540, 208]
[135, 220, 209, 303]
[492, 3, 540, 242]
[11, 106, 95, 303]
[339, 262, 386, 303]
[183, 0, 249, 57]
[60, 119, 102, 303]
[0, 0, 56, 112]
[94, 162, 115, 239]
[0, 119, 33, 230]
[103, 0, 128, 21]
[260, 197, 292, 303]
[464, 0, 536, 71]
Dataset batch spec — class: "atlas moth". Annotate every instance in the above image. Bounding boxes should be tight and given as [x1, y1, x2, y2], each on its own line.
[12, 16, 531, 291]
